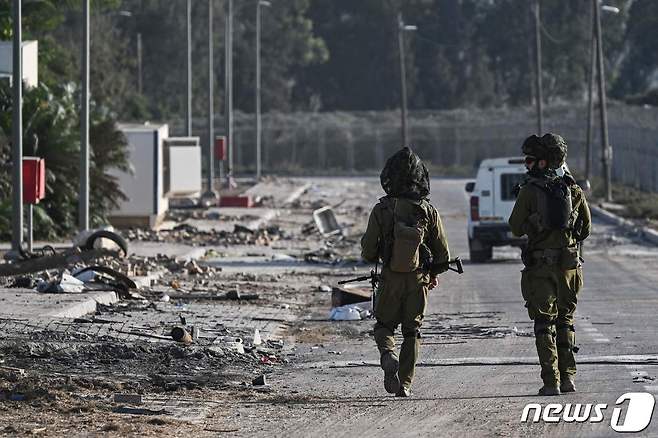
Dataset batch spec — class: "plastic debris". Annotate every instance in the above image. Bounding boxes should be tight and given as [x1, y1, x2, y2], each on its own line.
[37, 273, 84, 293]
[329, 303, 371, 321]
[253, 329, 262, 346]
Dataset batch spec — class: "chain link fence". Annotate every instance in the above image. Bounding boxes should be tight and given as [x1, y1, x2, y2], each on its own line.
[169, 103, 658, 192]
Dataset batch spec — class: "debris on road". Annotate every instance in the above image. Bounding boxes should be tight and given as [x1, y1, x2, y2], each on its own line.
[312, 206, 342, 236]
[126, 223, 288, 247]
[331, 285, 371, 307]
[329, 303, 372, 321]
[252, 374, 267, 386]
[36, 272, 84, 293]
[113, 394, 144, 404]
[170, 326, 193, 344]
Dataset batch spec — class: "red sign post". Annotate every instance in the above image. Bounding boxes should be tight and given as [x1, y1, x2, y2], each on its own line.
[214, 136, 227, 161]
[22, 157, 46, 252]
[22, 157, 46, 204]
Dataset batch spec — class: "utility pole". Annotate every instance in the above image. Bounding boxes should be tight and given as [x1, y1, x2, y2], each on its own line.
[256, 1, 271, 180]
[11, 0, 23, 252]
[225, 0, 234, 182]
[585, 0, 596, 182]
[533, 0, 543, 135]
[593, 0, 613, 201]
[186, 0, 192, 136]
[79, 0, 90, 232]
[397, 13, 416, 147]
[204, 0, 217, 200]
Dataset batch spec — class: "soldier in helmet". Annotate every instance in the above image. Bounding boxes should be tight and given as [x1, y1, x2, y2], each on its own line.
[509, 134, 591, 396]
[361, 147, 450, 397]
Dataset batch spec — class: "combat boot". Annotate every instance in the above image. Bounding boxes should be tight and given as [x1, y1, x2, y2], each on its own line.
[395, 387, 411, 398]
[380, 351, 400, 394]
[560, 377, 576, 393]
[537, 385, 561, 396]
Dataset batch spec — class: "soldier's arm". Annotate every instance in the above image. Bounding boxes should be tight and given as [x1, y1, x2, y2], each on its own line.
[509, 187, 533, 237]
[576, 191, 592, 241]
[427, 206, 450, 276]
[360, 205, 382, 263]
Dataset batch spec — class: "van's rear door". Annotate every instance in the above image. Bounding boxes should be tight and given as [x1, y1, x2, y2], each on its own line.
[476, 166, 495, 219]
[493, 166, 526, 224]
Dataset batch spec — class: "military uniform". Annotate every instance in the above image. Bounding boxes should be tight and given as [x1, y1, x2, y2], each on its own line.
[361, 147, 450, 395]
[509, 134, 592, 394]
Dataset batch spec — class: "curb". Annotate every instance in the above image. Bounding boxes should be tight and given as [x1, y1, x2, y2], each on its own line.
[47, 291, 119, 318]
[590, 205, 658, 246]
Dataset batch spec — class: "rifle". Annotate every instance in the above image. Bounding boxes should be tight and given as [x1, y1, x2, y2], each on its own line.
[337, 257, 465, 310]
[338, 262, 381, 311]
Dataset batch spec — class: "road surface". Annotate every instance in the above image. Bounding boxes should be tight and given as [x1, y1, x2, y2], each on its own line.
[228, 177, 658, 438]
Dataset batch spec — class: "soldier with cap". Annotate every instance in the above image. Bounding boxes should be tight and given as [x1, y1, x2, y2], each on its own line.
[509, 133, 591, 396]
[361, 147, 450, 397]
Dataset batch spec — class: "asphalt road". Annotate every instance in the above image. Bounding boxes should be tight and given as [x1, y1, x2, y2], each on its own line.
[232, 177, 658, 438]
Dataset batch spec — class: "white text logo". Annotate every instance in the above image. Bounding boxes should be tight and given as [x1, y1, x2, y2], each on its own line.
[521, 392, 655, 433]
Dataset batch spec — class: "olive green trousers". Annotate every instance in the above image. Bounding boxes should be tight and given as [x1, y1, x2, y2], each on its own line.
[521, 264, 583, 386]
[373, 268, 429, 391]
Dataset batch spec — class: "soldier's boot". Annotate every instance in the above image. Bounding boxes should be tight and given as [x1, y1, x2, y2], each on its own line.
[535, 319, 560, 395]
[380, 351, 400, 394]
[398, 328, 420, 393]
[395, 387, 411, 398]
[538, 386, 561, 396]
[556, 324, 577, 393]
[374, 322, 400, 394]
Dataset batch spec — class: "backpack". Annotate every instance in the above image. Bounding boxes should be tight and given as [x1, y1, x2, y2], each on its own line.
[385, 199, 428, 272]
[528, 177, 573, 231]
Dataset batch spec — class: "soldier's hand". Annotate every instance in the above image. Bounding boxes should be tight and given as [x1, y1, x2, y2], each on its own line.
[429, 275, 439, 290]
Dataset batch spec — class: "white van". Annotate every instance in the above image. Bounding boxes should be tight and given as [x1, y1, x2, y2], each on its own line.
[465, 157, 527, 262]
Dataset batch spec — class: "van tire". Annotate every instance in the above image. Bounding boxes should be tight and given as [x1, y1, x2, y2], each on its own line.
[469, 238, 492, 263]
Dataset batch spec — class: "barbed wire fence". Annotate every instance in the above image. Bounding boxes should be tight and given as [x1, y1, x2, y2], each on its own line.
[172, 104, 658, 192]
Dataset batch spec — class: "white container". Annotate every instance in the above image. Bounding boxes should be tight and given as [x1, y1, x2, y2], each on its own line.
[0, 40, 39, 88]
[164, 137, 202, 196]
[109, 123, 170, 228]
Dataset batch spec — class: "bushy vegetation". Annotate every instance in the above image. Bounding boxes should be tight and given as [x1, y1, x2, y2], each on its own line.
[0, 1, 129, 241]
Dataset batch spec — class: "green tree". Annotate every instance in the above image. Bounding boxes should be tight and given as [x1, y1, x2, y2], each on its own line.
[0, 82, 129, 240]
[613, 0, 658, 99]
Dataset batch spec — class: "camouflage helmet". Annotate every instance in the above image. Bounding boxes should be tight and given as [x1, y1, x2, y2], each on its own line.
[521, 133, 568, 169]
[380, 146, 430, 199]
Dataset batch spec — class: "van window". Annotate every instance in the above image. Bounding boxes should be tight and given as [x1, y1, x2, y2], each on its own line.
[500, 173, 525, 201]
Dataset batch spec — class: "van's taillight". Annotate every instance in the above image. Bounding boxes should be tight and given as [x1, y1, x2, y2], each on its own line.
[470, 196, 480, 221]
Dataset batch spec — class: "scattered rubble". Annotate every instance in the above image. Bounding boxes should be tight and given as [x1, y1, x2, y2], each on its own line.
[127, 223, 289, 247]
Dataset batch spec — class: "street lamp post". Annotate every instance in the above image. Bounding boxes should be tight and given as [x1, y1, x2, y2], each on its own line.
[186, 0, 192, 137]
[256, 0, 271, 181]
[11, 0, 23, 252]
[397, 13, 416, 147]
[533, 0, 543, 135]
[225, 0, 234, 184]
[204, 0, 217, 201]
[79, 0, 90, 232]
